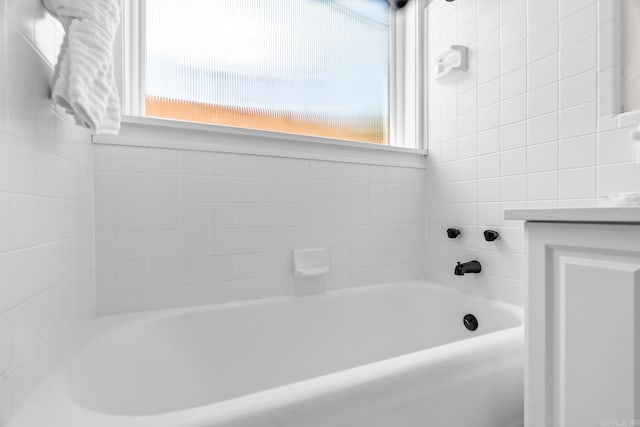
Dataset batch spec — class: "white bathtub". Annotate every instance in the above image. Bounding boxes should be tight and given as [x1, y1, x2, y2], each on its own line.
[12, 281, 524, 427]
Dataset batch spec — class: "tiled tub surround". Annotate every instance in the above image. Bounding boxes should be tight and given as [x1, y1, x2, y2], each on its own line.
[423, 0, 640, 305]
[94, 144, 425, 315]
[0, 3, 95, 424]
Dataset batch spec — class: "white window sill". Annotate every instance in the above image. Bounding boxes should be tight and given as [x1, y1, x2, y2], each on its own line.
[92, 116, 428, 169]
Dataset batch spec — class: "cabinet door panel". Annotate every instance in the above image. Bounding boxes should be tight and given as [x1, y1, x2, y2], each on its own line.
[526, 223, 640, 427]
[558, 256, 639, 426]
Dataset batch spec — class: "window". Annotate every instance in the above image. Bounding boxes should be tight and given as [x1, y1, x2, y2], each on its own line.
[121, 0, 425, 150]
[136, 0, 390, 145]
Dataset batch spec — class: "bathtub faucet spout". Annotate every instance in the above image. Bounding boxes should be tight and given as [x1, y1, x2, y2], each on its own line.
[454, 260, 482, 276]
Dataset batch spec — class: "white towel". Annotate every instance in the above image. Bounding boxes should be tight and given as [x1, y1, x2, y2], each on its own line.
[42, 0, 122, 135]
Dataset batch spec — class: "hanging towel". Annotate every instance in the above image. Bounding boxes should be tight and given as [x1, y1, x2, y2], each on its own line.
[42, 0, 123, 135]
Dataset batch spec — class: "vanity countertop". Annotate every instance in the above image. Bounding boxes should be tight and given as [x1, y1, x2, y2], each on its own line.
[504, 207, 640, 223]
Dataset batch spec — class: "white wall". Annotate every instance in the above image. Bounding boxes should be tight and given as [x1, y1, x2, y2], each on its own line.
[93, 144, 425, 315]
[424, 0, 640, 305]
[0, 1, 95, 424]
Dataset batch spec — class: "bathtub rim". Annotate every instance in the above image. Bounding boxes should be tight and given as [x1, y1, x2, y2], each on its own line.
[88, 279, 523, 337]
[10, 279, 524, 427]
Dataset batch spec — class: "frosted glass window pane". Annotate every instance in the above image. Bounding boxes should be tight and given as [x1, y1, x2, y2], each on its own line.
[145, 0, 390, 144]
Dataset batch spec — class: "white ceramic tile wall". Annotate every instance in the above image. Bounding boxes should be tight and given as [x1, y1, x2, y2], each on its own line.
[425, 0, 640, 305]
[0, 2, 95, 424]
[93, 145, 425, 315]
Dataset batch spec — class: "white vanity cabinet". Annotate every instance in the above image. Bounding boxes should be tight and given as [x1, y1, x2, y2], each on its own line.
[505, 208, 640, 427]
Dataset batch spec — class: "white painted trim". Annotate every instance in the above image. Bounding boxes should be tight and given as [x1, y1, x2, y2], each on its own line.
[599, 0, 623, 118]
[122, 0, 145, 116]
[390, 1, 426, 150]
[93, 116, 428, 168]
[389, 9, 399, 148]
[597, 0, 640, 151]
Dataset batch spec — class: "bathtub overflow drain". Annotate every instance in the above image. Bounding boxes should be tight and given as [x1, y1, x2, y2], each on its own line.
[463, 314, 478, 331]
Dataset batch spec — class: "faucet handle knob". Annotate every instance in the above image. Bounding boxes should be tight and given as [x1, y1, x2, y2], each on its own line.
[447, 228, 461, 239]
[484, 230, 500, 242]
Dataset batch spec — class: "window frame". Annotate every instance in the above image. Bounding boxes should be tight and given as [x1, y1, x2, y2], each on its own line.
[114, 0, 428, 152]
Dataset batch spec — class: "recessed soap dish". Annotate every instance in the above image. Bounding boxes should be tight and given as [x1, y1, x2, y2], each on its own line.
[293, 248, 330, 279]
